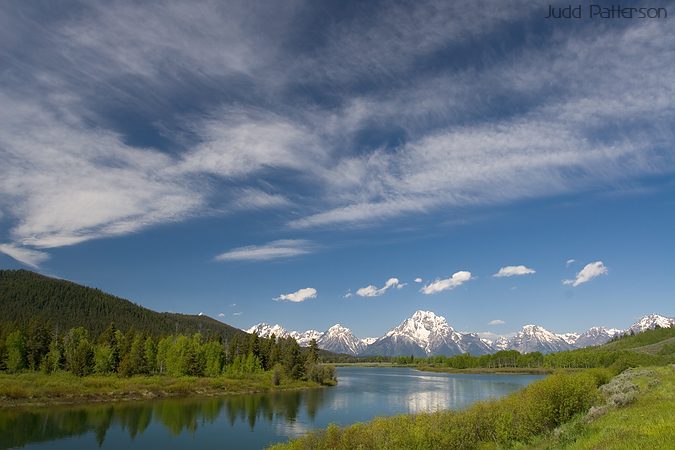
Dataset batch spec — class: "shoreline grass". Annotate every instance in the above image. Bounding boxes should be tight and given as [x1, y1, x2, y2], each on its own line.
[0, 371, 328, 408]
[269, 365, 674, 449]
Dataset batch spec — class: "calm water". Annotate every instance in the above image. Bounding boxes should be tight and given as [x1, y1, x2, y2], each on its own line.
[1, 367, 543, 450]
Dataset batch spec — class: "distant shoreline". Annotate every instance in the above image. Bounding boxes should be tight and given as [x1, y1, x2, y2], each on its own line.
[332, 362, 554, 374]
[0, 372, 330, 409]
[416, 365, 555, 375]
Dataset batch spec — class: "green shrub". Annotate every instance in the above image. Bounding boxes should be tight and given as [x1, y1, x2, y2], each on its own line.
[270, 371, 601, 450]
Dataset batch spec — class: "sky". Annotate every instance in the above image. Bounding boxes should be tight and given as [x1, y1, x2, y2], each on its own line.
[1, 0, 674, 340]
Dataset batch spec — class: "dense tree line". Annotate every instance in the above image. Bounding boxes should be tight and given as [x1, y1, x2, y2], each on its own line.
[0, 270, 245, 341]
[0, 321, 335, 385]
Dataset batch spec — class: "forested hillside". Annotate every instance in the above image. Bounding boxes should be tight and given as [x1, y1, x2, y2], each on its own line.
[0, 270, 245, 341]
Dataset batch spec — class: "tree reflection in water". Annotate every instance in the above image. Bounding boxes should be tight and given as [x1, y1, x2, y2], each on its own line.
[0, 388, 327, 448]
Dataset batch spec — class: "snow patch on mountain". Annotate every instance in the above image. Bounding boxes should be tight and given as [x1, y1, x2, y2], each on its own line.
[628, 314, 675, 334]
[508, 324, 574, 354]
[317, 324, 364, 355]
[247, 312, 674, 357]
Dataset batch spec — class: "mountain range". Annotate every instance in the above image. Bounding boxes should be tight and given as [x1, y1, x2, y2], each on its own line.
[247, 311, 675, 356]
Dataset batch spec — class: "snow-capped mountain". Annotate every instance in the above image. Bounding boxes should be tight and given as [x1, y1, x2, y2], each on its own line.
[246, 323, 291, 339]
[245, 323, 364, 355]
[492, 336, 510, 351]
[627, 314, 675, 334]
[363, 310, 492, 357]
[507, 324, 574, 354]
[317, 324, 365, 355]
[291, 330, 323, 347]
[556, 332, 580, 346]
[574, 327, 621, 348]
[360, 337, 378, 346]
[247, 312, 674, 357]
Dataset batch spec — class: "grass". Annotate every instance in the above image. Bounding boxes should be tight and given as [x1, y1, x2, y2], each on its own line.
[526, 365, 675, 449]
[0, 371, 325, 408]
[630, 336, 675, 355]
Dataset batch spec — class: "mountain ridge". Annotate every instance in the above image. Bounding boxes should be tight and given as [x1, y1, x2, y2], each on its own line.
[0, 269, 246, 341]
[247, 311, 675, 356]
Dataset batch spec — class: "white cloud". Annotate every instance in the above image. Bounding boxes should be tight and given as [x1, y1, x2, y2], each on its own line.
[563, 261, 608, 287]
[0, 243, 50, 268]
[198, 312, 204, 316]
[233, 311, 243, 316]
[356, 277, 405, 297]
[421, 271, 473, 294]
[493, 265, 536, 277]
[215, 239, 314, 262]
[1, 3, 674, 253]
[488, 319, 505, 325]
[0, 92, 205, 249]
[414, 277, 423, 283]
[274, 287, 317, 302]
[344, 291, 353, 298]
[566, 259, 576, 266]
[218, 312, 225, 317]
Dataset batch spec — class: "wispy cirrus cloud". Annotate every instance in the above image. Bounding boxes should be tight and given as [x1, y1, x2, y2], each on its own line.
[0, 243, 50, 268]
[1, 0, 674, 256]
[421, 271, 473, 295]
[215, 239, 314, 262]
[494, 265, 536, 277]
[355, 277, 405, 297]
[563, 261, 608, 287]
[274, 287, 317, 303]
[488, 319, 505, 326]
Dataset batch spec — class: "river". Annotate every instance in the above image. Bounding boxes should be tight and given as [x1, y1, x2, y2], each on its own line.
[0, 367, 544, 450]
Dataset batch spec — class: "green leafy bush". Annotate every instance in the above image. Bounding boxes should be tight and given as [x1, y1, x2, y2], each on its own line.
[270, 371, 602, 449]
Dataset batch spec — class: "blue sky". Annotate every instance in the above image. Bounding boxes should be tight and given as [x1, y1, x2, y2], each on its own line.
[1, 0, 673, 339]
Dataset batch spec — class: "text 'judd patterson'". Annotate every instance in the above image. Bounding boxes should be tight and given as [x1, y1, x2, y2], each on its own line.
[545, 4, 668, 19]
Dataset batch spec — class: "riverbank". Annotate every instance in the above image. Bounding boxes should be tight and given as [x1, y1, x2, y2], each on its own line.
[332, 362, 409, 368]
[270, 365, 673, 449]
[0, 372, 329, 408]
[267, 368, 613, 449]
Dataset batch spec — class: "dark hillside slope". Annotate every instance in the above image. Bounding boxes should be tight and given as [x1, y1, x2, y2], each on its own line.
[0, 269, 246, 341]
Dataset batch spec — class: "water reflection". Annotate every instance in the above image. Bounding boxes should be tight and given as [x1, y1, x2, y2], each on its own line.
[0, 389, 328, 449]
[0, 368, 543, 450]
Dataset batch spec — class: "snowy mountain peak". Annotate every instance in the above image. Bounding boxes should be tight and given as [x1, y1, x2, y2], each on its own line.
[247, 311, 673, 357]
[246, 323, 290, 339]
[556, 332, 581, 345]
[492, 336, 510, 351]
[371, 310, 490, 357]
[411, 310, 441, 320]
[574, 326, 621, 348]
[318, 323, 364, 355]
[508, 324, 573, 354]
[290, 329, 323, 347]
[629, 314, 675, 333]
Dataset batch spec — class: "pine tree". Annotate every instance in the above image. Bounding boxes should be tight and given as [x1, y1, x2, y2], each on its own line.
[26, 320, 50, 371]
